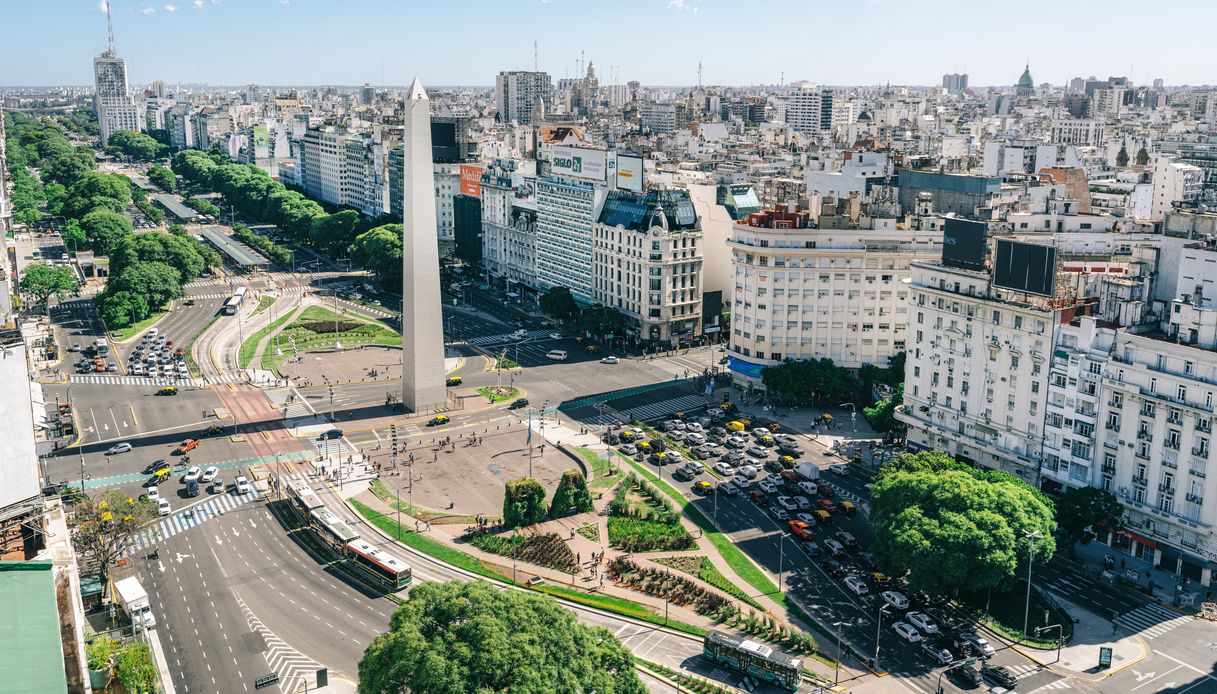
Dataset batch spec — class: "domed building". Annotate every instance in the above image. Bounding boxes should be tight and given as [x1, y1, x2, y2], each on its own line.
[1016, 63, 1035, 98]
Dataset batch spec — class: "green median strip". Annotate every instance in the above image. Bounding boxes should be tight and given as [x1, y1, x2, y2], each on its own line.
[108, 304, 169, 343]
[184, 312, 221, 378]
[238, 304, 296, 368]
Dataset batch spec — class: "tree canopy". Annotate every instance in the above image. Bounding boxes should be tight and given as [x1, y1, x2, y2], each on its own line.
[63, 172, 132, 219]
[761, 358, 864, 405]
[503, 477, 549, 528]
[350, 224, 403, 288]
[80, 209, 133, 255]
[549, 470, 594, 518]
[108, 231, 216, 283]
[309, 210, 361, 256]
[578, 305, 626, 339]
[105, 130, 168, 161]
[147, 165, 176, 192]
[870, 450, 1056, 594]
[540, 286, 579, 321]
[1115, 144, 1130, 168]
[1055, 486, 1123, 550]
[108, 260, 183, 310]
[20, 263, 79, 308]
[70, 490, 158, 584]
[863, 383, 906, 436]
[358, 580, 644, 694]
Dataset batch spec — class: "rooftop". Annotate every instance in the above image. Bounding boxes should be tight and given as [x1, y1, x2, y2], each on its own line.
[598, 189, 699, 232]
[197, 226, 270, 268]
[0, 342, 40, 513]
[0, 562, 68, 694]
[151, 193, 199, 221]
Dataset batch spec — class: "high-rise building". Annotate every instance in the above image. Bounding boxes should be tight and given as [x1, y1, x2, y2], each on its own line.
[640, 101, 677, 135]
[495, 71, 552, 125]
[785, 84, 833, 136]
[941, 73, 969, 94]
[92, 4, 142, 147]
[535, 176, 603, 303]
[400, 78, 447, 413]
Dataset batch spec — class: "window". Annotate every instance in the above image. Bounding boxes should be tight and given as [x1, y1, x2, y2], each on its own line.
[1011, 355, 1020, 369]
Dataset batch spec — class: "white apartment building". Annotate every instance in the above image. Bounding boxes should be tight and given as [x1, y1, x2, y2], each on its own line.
[93, 52, 142, 147]
[1051, 119, 1105, 147]
[480, 164, 539, 292]
[298, 126, 387, 219]
[435, 163, 459, 242]
[1151, 155, 1205, 220]
[726, 203, 940, 385]
[785, 85, 833, 137]
[535, 177, 605, 303]
[805, 152, 890, 200]
[495, 71, 552, 125]
[641, 101, 677, 135]
[898, 260, 1060, 483]
[592, 190, 703, 347]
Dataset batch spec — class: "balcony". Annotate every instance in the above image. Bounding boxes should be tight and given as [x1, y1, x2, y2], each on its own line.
[1187, 493, 1205, 504]
[1190, 467, 1207, 479]
[1159, 483, 1177, 495]
[1137, 430, 1153, 441]
[1194, 448, 1210, 458]
[1132, 474, 1149, 486]
[1101, 463, 1116, 474]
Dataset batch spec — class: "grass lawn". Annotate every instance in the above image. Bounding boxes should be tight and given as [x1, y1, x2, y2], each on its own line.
[107, 304, 169, 343]
[475, 386, 519, 403]
[576, 522, 600, 543]
[960, 585, 1074, 647]
[238, 304, 297, 368]
[249, 294, 277, 318]
[260, 305, 401, 374]
[184, 312, 221, 378]
[574, 447, 627, 495]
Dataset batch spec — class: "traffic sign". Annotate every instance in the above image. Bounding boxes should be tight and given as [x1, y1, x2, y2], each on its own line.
[254, 673, 280, 689]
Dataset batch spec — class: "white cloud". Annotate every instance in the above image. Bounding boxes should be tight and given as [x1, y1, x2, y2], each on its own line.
[164, 3, 178, 12]
[193, 0, 204, 7]
[139, 4, 156, 15]
[667, 0, 698, 11]
[278, 0, 290, 5]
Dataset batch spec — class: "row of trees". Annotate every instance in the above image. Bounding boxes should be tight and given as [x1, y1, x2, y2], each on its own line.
[539, 286, 628, 340]
[232, 223, 293, 266]
[96, 230, 219, 328]
[502, 471, 594, 529]
[104, 130, 168, 161]
[147, 164, 176, 192]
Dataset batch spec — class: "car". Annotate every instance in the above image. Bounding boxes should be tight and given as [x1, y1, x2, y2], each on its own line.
[234, 476, 252, 494]
[685, 433, 706, 446]
[834, 531, 858, 548]
[619, 443, 637, 455]
[685, 422, 703, 433]
[145, 486, 160, 502]
[156, 386, 178, 396]
[981, 663, 1018, 688]
[797, 481, 818, 497]
[881, 591, 910, 610]
[672, 467, 693, 482]
[549, 332, 562, 340]
[830, 463, 851, 476]
[817, 498, 838, 513]
[69, 343, 81, 352]
[182, 466, 202, 484]
[746, 446, 770, 458]
[720, 451, 745, 465]
[719, 481, 739, 496]
[600, 356, 619, 364]
[200, 466, 218, 483]
[320, 428, 344, 440]
[748, 490, 767, 506]
[775, 496, 798, 511]
[144, 459, 171, 474]
[685, 461, 705, 475]
[817, 484, 835, 497]
[906, 611, 939, 635]
[713, 462, 736, 476]
[770, 507, 790, 521]
[428, 415, 450, 426]
[157, 498, 172, 516]
[823, 538, 846, 556]
[947, 665, 983, 687]
[794, 495, 814, 511]
[788, 520, 814, 539]
[921, 641, 954, 665]
[957, 633, 995, 658]
[822, 558, 846, 576]
[106, 442, 132, 455]
[758, 479, 779, 494]
[446, 376, 463, 386]
[546, 350, 568, 361]
[202, 424, 224, 437]
[725, 436, 748, 449]
[183, 298, 196, 306]
[794, 512, 817, 526]
[666, 450, 685, 464]
[843, 575, 869, 595]
[737, 464, 759, 480]
[508, 398, 529, 410]
[893, 622, 922, 643]
[174, 438, 200, 455]
[693, 481, 713, 495]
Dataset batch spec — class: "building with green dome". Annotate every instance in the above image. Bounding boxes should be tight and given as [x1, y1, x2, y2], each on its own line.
[1016, 63, 1035, 97]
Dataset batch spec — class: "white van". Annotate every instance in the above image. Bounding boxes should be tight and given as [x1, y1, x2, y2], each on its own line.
[546, 350, 568, 361]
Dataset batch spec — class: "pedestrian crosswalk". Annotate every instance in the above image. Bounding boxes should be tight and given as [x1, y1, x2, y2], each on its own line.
[1115, 602, 1193, 639]
[235, 592, 324, 694]
[70, 373, 200, 387]
[312, 437, 355, 458]
[582, 393, 716, 426]
[119, 488, 261, 558]
[1027, 680, 1072, 692]
[893, 666, 1061, 694]
[465, 329, 555, 347]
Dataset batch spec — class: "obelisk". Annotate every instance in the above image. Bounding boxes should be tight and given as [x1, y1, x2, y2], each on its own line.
[400, 77, 446, 412]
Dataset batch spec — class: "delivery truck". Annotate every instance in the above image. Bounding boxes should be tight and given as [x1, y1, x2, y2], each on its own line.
[114, 576, 155, 629]
[795, 462, 821, 482]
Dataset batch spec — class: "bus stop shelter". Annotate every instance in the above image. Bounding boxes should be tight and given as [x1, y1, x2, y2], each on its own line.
[197, 226, 271, 272]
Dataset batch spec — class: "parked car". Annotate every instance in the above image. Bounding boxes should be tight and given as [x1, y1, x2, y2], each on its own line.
[719, 481, 739, 496]
[738, 464, 759, 480]
[823, 538, 846, 556]
[893, 622, 922, 643]
[157, 498, 172, 516]
[822, 558, 846, 577]
[713, 462, 736, 476]
[882, 591, 910, 610]
[834, 531, 858, 548]
[843, 575, 869, 595]
[775, 496, 798, 511]
[746, 446, 770, 458]
[200, 466, 219, 483]
[758, 478, 779, 494]
[770, 507, 790, 521]
[234, 476, 252, 495]
[600, 356, 619, 364]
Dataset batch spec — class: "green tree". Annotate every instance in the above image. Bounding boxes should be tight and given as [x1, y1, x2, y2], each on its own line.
[761, 358, 863, 404]
[109, 261, 183, 309]
[107, 130, 168, 161]
[69, 490, 158, 585]
[80, 209, 133, 255]
[870, 452, 1056, 595]
[19, 263, 79, 308]
[863, 383, 906, 436]
[109, 231, 207, 282]
[502, 478, 549, 528]
[96, 289, 150, 328]
[549, 469, 594, 517]
[62, 219, 86, 252]
[1136, 147, 1150, 166]
[540, 286, 579, 321]
[350, 224, 403, 288]
[309, 210, 361, 256]
[358, 581, 644, 694]
[63, 172, 132, 219]
[1055, 486, 1124, 551]
[147, 165, 176, 192]
[579, 305, 626, 338]
[114, 643, 158, 693]
[41, 149, 97, 186]
[1115, 144, 1130, 168]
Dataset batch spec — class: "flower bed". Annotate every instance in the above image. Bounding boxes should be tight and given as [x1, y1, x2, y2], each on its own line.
[468, 531, 578, 574]
[607, 516, 695, 553]
[608, 557, 729, 617]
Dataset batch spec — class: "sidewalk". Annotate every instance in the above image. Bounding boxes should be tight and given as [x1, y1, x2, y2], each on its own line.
[1068, 539, 1203, 609]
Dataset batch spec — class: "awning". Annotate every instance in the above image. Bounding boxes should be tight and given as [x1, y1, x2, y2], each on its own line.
[1120, 530, 1157, 549]
[973, 423, 998, 436]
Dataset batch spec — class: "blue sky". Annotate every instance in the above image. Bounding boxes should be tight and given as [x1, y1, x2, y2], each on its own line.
[3, 0, 1214, 88]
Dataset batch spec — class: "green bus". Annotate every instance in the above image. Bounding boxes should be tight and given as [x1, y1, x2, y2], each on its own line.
[702, 630, 802, 691]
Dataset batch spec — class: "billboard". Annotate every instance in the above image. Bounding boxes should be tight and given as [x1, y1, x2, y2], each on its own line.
[941, 218, 987, 271]
[993, 239, 1058, 297]
[252, 125, 269, 151]
[550, 145, 608, 182]
[459, 164, 483, 198]
[616, 154, 644, 193]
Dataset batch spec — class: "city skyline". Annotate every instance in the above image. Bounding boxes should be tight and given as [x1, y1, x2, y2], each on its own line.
[2, 0, 1216, 88]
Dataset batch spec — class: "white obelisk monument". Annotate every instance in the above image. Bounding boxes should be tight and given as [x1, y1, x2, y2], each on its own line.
[400, 77, 446, 412]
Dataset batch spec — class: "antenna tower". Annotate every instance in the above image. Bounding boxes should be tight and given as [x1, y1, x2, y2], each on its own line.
[534, 41, 538, 72]
[105, 1, 117, 55]
[698, 61, 703, 88]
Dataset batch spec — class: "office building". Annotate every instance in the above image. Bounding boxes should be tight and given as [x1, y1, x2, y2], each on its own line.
[785, 85, 833, 136]
[92, 5, 142, 147]
[495, 71, 552, 125]
[641, 101, 677, 135]
[480, 160, 539, 296]
[942, 73, 969, 95]
[1051, 119, 1106, 147]
[535, 176, 604, 303]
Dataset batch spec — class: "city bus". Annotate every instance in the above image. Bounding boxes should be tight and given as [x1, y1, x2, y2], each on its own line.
[308, 507, 360, 551]
[343, 539, 412, 590]
[283, 478, 325, 520]
[222, 286, 248, 315]
[702, 630, 803, 692]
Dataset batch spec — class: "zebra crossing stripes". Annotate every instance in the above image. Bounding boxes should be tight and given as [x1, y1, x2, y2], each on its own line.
[119, 488, 261, 558]
[464, 329, 555, 347]
[236, 593, 324, 694]
[313, 437, 354, 457]
[1003, 663, 1042, 678]
[1027, 680, 1072, 692]
[1116, 602, 1193, 638]
[583, 393, 716, 426]
[70, 373, 200, 387]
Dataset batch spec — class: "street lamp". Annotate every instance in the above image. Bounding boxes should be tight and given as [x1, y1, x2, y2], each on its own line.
[832, 621, 844, 685]
[1021, 529, 1041, 639]
[66, 385, 87, 491]
[874, 604, 890, 670]
[935, 657, 973, 694]
[777, 534, 786, 593]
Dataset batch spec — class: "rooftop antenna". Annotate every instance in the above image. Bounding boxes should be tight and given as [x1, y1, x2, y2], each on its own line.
[534, 41, 538, 72]
[104, 0, 117, 55]
[698, 60, 703, 88]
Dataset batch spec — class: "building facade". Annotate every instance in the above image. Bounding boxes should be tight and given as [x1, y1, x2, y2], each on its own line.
[535, 177, 602, 303]
[93, 53, 141, 146]
[495, 71, 552, 125]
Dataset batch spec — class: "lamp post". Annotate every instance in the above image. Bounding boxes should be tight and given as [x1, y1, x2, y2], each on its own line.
[935, 658, 972, 694]
[874, 604, 890, 670]
[1022, 529, 1041, 639]
[777, 534, 786, 593]
[66, 385, 86, 491]
[833, 621, 844, 685]
[713, 479, 720, 521]
[1035, 624, 1063, 664]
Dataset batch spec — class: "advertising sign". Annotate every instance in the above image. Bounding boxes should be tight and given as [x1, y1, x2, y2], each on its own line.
[993, 239, 1058, 297]
[1098, 647, 1112, 669]
[616, 153, 644, 192]
[459, 164, 483, 198]
[550, 145, 608, 182]
[941, 218, 987, 271]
